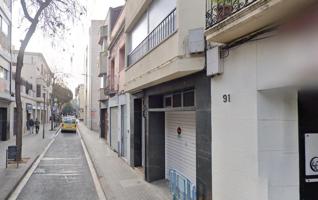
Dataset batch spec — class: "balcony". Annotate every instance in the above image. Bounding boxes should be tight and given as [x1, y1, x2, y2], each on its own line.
[98, 51, 107, 77]
[104, 75, 118, 96]
[128, 8, 177, 66]
[205, 0, 317, 43]
[99, 25, 108, 45]
[99, 88, 108, 101]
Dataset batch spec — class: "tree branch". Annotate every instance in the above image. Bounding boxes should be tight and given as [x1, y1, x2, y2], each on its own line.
[20, 0, 33, 22]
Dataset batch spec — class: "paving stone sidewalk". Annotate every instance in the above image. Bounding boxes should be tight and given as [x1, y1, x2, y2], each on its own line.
[78, 123, 172, 200]
[0, 124, 59, 200]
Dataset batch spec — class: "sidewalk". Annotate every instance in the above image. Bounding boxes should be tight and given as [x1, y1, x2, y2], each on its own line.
[0, 123, 59, 200]
[78, 123, 172, 200]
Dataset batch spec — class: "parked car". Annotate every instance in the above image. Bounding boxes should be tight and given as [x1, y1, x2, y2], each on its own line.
[61, 116, 77, 133]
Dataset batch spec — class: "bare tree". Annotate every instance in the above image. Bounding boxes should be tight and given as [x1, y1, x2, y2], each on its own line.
[15, 0, 85, 160]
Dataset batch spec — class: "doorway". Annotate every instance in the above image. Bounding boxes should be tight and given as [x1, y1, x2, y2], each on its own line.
[121, 105, 127, 158]
[133, 99, 142, 167]
[299, 91, 318, 200]
[100, 108, 108, 140]
[110, 107, 118, 152]
[0, 108, 7, 141]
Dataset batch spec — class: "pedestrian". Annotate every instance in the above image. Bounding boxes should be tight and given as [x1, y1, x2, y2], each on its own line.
[29, 118, 34, 134]
[35, 118, 40, 134]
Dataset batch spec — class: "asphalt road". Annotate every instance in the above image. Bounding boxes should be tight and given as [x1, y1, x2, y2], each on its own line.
[17, 131, 99, 200]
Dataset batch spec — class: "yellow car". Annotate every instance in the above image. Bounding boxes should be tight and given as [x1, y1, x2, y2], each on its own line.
[61, 117, 77, 133]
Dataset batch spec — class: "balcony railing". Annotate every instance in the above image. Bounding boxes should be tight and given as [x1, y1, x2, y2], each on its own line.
[206, 0, 257, 29]
[128, 8, 177, 66]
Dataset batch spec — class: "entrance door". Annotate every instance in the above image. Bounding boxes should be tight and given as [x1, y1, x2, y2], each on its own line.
[134, 99, 142, 167]
[110, 107, 118, 152]
[100, 109, 108, 139]
[299, 91, 318, 200]
[121, 105, 127, 158]
[0, 108, 7, 141]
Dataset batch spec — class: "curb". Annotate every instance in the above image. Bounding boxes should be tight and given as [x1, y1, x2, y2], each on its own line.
[77, 126, 107, 200]
[5, 127, 61, 200]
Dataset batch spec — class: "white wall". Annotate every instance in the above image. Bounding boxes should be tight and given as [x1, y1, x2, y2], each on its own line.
[211, 36, 300, 200]
[88, 20, 104, 131]
[257, 90, 299, 200]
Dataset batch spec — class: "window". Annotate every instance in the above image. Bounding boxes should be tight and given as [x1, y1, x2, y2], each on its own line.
[119, 46, 125, 70]
[36, 84, 41, 98]
[173, 93, 182, 107]
[164, 90, 195, 108]
[164, 95, 172, 107]
[0, 67, 8, 80]
[100, 75, 107, 88]
[183, 90, 195, 107]
[1, 18, 8, 36]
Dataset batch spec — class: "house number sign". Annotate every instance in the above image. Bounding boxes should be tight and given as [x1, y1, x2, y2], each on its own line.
[223, 94, 231, 103]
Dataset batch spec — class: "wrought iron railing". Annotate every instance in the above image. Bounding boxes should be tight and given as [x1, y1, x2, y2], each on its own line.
[206, 0, 257, 29]
[128, 8, 177, 66]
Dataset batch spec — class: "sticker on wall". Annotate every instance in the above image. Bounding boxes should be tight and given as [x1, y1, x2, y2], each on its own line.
[305, 133, 318, 182]
[177, 127, 182, 137]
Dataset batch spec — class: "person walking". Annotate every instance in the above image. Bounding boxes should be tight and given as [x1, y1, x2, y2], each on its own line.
[29, 118, 34, 134]
[35, 118, 40, 134]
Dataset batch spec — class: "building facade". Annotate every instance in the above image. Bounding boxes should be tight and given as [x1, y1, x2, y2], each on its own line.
[125, 0, 211, 199]
[205, 1, 318, 200]
[87, 20, 105, 132]
[12, 51, 52, 135]
[0, 0, 13, 141]
[98, 6, 130, 162]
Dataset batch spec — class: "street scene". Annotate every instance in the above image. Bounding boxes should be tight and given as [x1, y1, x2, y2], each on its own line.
[0, 0, 318, 200]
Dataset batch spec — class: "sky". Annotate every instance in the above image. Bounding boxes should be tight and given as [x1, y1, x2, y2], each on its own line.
[12, 0, 125, 94]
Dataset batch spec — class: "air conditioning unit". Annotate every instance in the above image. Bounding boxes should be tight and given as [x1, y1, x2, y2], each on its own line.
[188, 28, 204, 54]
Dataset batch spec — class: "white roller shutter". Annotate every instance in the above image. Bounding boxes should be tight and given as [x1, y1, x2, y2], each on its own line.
[165, 111, 196, 185]
[110, 107, 118, 152]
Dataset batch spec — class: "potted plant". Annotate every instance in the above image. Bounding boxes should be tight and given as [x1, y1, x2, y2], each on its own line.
[211, 0, 233, 22]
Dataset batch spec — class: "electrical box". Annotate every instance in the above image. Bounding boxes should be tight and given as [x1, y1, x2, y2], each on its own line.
[188, 28, 204, 54]
[207, 47, 223, 76]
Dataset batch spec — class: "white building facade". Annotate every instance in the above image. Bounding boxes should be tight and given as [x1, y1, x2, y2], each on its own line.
[87, 20, 105, 132]
[205, 1, 318, 200]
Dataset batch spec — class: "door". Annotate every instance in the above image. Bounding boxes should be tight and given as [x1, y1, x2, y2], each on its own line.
[134, 99, 142, 167]
[0, 108, 7, 141]
[299, 91, 318, 200]
[121, 105, 127, 158]
[165, 111, 196, 185]
[110, 107, 118, 152]
[100, 109, 108, 139]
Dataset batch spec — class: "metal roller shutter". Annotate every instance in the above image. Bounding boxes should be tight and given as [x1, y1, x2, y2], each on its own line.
[165, 111, 196, 185]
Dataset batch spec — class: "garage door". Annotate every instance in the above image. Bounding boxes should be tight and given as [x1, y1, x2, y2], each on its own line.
[165, 111, 196, 185]
[110, 107, 118, 152]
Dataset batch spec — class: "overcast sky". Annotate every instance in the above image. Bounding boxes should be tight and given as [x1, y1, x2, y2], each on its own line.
[12, 0, 125, 94]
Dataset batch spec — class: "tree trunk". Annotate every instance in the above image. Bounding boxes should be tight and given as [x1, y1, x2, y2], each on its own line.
[15, 19, 40, 160]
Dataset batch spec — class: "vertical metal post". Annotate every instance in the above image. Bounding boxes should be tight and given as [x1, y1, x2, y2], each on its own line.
[6, 149, 7, 168]
[43, 93, 46, 139]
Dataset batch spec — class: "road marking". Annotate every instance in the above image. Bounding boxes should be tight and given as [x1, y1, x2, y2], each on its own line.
[78, 129, 107, 200]
[8, 130, 60, 200]
[42, 157, 81, 160]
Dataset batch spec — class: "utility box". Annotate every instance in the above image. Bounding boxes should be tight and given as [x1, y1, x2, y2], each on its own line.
[188, 28, 204, 54]
[207, 46, 223, 76]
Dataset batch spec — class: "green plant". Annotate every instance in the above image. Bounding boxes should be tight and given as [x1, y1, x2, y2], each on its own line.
[210, 0, 232, 4]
